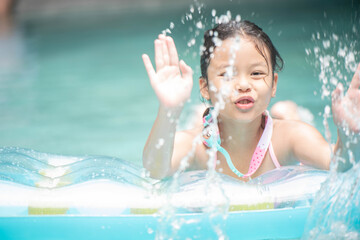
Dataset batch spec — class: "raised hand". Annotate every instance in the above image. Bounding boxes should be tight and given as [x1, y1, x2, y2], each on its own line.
[332, 63, 360, 134]
[142, 35, 193, 110]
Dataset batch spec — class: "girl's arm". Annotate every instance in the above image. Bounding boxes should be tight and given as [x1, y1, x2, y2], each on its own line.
[288, 63, 360, 171]
[285, 120, 331, 170]
[331, 63, 360, 171]
[142, 35, 194, 179]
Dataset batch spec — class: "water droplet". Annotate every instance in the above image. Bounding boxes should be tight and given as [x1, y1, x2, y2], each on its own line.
[313, 47, 320, 55]
[186, 13, 193, 21]
[345, 52, 356, 71]
[187, 38, 196, 47]
[190, 5, 194, 13]
[169, 22, 175, 29]
[226, 10, 232, 19]
[211, 9, 216, 17]
[324, 105, 331, 115]
[323, 40, 330, 49]
[337, 47, 346, 57]
[217, 14, 231, 24]
[332, 33, 339, 41]
[162, 29, 171, 35]
[330, 77, 338, 86]
[212, 36, 222, 47]
[155, 138, 165, 149]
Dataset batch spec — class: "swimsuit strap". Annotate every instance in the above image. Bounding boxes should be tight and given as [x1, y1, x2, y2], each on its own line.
[269, 142, 281, 169]
[202, 107, 275, 178]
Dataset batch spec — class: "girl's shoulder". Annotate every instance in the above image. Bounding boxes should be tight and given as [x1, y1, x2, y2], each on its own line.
[272, 118, 319, 139]
[272, 118, 330, 169]
[271, 119, 314, 165]
[272, 118, 294, 140]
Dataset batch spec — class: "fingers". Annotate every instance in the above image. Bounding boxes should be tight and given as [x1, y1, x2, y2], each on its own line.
[179, 60, 193, 81]
[142, 54, 156, 83]
[159, 35, 170, 66]
[154, 39, 164, 71]
[155, 35, 173, 71]
[332, 83, 344, 103]
[166, 36, 179, 66]
[148, 34, 184, 79]
[349, 63, 360, 90]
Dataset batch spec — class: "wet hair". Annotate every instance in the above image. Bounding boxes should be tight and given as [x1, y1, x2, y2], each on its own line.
[200, 20, 284, 82]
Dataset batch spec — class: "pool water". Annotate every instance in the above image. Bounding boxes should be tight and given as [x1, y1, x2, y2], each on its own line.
[0, 0, 358, 166]
[0, 1, 359, 239]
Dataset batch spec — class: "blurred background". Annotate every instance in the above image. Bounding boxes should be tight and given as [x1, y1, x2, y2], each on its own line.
[0, 0, 359, 165]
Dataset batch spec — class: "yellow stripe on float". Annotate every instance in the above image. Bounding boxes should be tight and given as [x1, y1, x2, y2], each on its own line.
[229, 202, 274, 211]
[130, 208, 158, 215]
[28, 207, 69, 215]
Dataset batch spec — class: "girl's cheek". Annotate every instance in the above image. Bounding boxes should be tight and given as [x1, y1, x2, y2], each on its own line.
[208, 83, 233, 103]
[209, 84, 218, 94]
[219, 85, 232, 98]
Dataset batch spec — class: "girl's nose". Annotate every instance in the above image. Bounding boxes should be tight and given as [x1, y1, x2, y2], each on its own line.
[235, 76, 251, 92]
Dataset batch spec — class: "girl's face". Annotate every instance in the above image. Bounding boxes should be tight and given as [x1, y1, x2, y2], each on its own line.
[200, 37, 278, 123]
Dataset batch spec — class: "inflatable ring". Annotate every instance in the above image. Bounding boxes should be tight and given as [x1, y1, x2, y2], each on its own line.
[0, 147, 328, 239]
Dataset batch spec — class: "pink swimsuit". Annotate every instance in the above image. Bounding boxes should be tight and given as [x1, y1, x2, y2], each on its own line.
[202, 108, 281, 178]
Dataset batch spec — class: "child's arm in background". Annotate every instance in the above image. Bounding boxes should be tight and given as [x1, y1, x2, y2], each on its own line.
[142, 35, 194, 179]
[332, 63, 360, 172]
[286, 63, 360, 171]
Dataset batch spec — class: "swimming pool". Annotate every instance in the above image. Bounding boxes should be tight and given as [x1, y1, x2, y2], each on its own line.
[0, 0, 357, 164]
[0, 0, 359, 239]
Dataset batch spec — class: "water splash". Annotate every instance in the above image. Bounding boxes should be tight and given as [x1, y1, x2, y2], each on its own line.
[305, 25, 359, 101]
[156, 6, 245, 238]
[303, 16, 360, 238]
[0, 147, 152, 189]
[303, 161, 360, 239]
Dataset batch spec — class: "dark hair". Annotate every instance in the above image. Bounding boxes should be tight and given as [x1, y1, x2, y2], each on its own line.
[200, 20, 284, 81]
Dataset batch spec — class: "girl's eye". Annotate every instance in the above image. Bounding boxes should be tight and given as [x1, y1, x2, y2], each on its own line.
[218, 73, 232, 81]
[223, 75, 234, 81]
[251, 72, 266, 78]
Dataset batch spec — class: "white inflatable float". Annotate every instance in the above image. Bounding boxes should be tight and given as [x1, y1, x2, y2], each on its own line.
[0, 147, 328, 239]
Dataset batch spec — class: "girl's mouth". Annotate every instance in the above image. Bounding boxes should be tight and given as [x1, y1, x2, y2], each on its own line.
[235, 96, 255, 110]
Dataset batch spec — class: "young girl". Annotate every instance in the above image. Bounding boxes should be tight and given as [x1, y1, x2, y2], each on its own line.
[142, 20, 360, 180]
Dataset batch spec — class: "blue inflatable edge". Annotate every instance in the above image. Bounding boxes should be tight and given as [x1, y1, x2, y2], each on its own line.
[0, 206, 309, 240]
